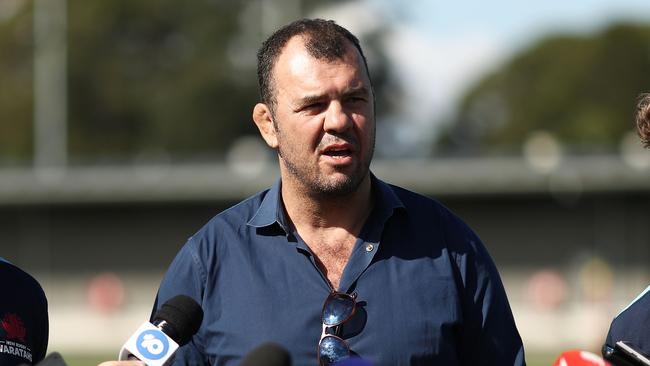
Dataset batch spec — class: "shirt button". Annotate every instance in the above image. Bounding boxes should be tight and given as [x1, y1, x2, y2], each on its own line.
[365, 244, 374, 252]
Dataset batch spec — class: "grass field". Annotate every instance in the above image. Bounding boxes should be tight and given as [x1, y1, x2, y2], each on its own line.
[527, 352, 558, 365]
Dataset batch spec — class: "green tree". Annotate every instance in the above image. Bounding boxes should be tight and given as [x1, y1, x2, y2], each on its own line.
[67, 1, 263, 162]
[0, 1, 395, 164]
[0, 2, 34, 164]
[438, 22, 650, 155]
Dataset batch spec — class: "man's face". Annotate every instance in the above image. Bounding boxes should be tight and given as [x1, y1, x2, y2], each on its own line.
[269, 36, 375, 196]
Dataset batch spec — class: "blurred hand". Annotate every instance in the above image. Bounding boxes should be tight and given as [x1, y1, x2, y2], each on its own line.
[97, 361, 146, 366]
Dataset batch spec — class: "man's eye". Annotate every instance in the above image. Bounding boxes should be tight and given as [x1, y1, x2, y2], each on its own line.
[346, 97, 367, 105]
[303, 102, 326, 112]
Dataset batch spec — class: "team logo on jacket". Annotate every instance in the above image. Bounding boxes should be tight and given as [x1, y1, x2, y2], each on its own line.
[0, 313, 32, 363]
[1, 313, 26, 342]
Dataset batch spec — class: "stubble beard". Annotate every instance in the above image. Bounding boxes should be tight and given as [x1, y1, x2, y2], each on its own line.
[274, 123, 375, 198]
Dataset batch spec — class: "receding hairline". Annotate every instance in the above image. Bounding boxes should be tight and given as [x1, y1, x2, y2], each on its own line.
[266, 34, 371, 105]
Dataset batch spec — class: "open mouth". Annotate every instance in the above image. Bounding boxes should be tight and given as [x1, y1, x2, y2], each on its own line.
[322, 148, 351, 157]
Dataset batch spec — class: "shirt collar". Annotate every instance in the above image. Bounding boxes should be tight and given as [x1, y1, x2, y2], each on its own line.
[246, 179, 289, 231]
[370, 173, 405, 218]
[246, 173, 405, 232]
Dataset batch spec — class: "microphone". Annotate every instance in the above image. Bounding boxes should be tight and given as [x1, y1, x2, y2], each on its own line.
[240, 342, 292, 366]
[603, 341, 650, 366]
[553, 349, 611, 366]
[118, 295, 203, 366]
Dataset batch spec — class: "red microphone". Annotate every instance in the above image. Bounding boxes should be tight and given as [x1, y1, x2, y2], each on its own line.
[553, 350, 611, 366]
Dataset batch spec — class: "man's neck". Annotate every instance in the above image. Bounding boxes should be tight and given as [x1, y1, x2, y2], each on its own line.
[281, 174, 373, 234]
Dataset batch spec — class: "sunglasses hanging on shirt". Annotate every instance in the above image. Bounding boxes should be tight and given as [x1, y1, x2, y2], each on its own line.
[318, 291, 357, 366]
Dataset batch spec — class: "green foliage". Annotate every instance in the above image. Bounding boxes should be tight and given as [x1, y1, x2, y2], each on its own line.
[1, 0, 385, 164]
[439, 22, 650, 154]
[67, 0, 257, 161]
[0, 2, 33, 163]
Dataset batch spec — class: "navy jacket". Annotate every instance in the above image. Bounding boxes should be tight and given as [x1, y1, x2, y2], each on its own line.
[606, 286, 650, 357]
[0, 259, 48, 365]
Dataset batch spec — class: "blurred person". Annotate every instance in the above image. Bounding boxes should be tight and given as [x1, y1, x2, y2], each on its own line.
[604, 93, 650, 357]
[0, 258, 48, 365]
[102, 18, 524, 366]
[636, 93, 650, 147]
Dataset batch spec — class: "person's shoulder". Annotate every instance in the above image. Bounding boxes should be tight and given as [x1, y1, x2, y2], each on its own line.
[0, 260, 46, 300]
[158, 189, 274, 285]
[607, 285, 650, 353]
[207, 187, 270, 227]
[383, 182, 443, 212]
[611, 286, 650, 328]
[384, 182, 467, 226]
[384, 182, 483, 251]
[184, 188, 272, 247]
[0, 260, 49, 365]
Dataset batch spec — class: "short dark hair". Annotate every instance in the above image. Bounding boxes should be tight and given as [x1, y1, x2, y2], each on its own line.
[637, 94, 650, 148]
[256, 18, 372, 107]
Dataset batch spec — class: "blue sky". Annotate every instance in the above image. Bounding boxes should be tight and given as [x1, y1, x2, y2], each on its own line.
[315, 0, 650, 155]
[392, 0, 650, 50]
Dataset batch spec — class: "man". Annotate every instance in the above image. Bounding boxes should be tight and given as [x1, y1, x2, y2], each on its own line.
[151, 18, 524, 365]
[0, 258, 49, 365]
[604, 93, 650, 357]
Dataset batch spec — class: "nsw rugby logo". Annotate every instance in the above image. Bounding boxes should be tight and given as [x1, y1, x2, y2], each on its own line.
[1, 313, 26, 343]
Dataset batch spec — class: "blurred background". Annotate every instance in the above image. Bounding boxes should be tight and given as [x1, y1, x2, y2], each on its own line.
[1, 0, 650, 364]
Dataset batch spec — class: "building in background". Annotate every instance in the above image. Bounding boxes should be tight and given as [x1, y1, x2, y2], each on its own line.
[2, 156, 650, 356]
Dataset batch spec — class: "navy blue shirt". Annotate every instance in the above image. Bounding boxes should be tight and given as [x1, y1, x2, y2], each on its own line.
[606, 286, 650, 357]
[0, 258, 49, 365]
[154, 176, 525, 365]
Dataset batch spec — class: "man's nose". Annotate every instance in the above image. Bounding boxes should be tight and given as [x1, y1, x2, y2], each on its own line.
[324, 101, 352, 133]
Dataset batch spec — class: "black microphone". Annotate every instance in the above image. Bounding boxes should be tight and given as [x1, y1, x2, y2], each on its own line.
[118, 295, 203, 366]
[240, 342, 292, 366]
[603, 341, 650, 366]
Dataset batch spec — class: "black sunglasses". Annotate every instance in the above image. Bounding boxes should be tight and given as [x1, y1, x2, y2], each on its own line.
[317, 291, 357, 365]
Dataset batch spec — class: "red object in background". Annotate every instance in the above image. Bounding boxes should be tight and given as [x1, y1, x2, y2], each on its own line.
[527, 269, 568, 310]
[553, 350, 611, 366]
[86, 272, 126, 314]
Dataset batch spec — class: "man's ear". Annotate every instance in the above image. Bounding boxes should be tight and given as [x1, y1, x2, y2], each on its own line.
[252, 103, 278, 149]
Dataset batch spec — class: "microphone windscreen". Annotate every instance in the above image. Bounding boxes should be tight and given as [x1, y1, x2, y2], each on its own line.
[152, 295, 203, 346]
[240, 342, 292, 366]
